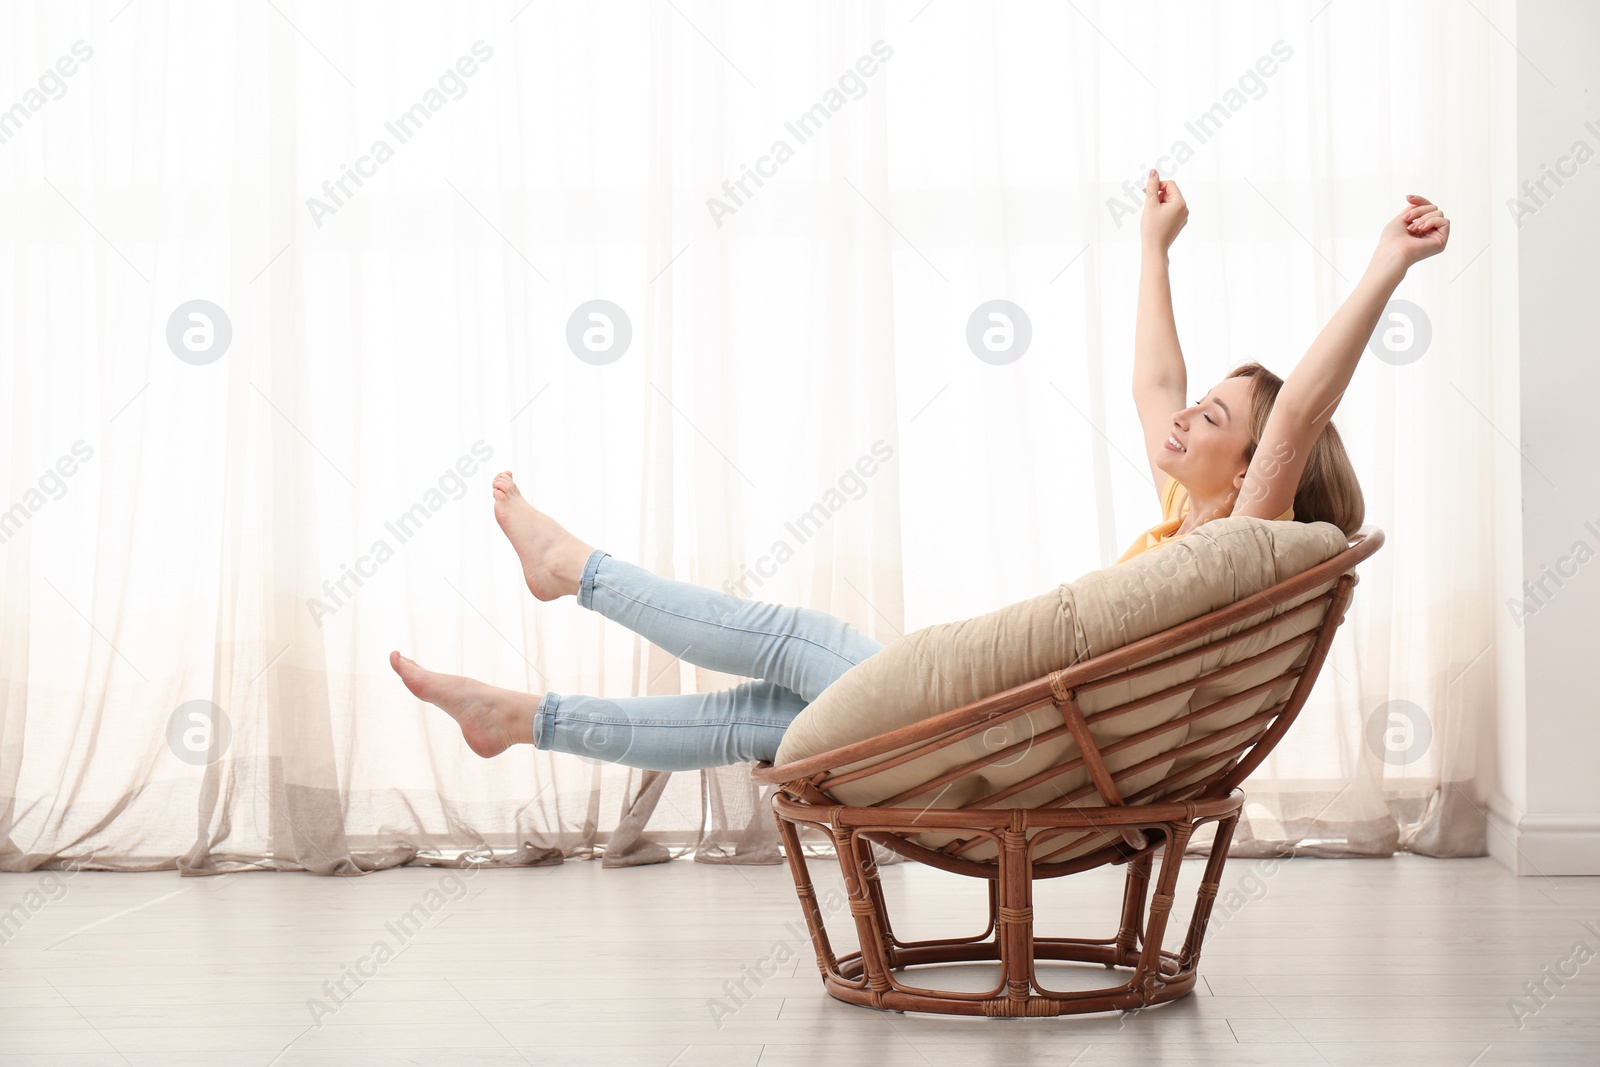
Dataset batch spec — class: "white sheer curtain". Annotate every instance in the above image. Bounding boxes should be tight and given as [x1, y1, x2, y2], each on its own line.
[1, 0, 1502, 875]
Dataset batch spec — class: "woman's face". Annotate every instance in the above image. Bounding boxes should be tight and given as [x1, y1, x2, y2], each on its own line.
[1156, 375, 1256, 509]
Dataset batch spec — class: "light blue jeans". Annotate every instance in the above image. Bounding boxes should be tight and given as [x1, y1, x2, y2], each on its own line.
[532, 549, 885, 771]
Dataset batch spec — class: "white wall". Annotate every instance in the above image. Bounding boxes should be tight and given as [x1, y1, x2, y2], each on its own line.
[1488, 0, 1600, 875]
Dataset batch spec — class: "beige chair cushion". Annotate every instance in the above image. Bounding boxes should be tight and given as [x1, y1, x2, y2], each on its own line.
[771, 516, 1352, 863]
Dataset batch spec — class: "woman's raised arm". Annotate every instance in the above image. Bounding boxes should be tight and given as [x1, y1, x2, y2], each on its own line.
[1132, 169, 1191, 497]
[1231, 194, 1451, 520]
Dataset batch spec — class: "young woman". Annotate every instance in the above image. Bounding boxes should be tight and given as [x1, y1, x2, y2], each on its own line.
[391, 173, 1449, 772]
[1122, 169, 1448, 559]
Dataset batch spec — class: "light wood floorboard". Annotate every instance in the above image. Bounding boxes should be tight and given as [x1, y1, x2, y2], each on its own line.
[2, 853, 1598, 1065]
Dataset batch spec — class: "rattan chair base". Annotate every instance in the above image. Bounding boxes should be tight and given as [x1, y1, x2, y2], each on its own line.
[771, 789, 1245, 1018]
[819, 942, 1197, 1018]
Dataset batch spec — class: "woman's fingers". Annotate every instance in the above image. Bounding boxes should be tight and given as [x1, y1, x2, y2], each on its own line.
[1386, 195, 1449, 261]
[1409, 208, 1444, 231]
[1144, 168, 1186, 202]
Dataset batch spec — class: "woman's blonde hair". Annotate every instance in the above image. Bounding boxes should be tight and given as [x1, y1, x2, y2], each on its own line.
[1224, 361, 1365, 538]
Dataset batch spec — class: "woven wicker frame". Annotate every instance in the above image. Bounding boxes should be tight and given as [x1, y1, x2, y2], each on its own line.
[750, 526, 1384, 1017]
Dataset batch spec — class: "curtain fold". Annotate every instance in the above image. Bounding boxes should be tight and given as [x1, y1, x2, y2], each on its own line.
[1, 0, 1503, 875]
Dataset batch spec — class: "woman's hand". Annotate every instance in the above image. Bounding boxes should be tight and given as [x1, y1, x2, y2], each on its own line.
[1377, 193, 1450, 269]
[1141, 169, 1188, 253]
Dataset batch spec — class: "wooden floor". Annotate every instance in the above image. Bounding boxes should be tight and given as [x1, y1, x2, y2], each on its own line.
[3, 849, 1599, 1065]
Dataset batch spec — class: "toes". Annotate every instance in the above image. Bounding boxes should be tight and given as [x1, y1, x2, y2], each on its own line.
[391, 651, 431, 699]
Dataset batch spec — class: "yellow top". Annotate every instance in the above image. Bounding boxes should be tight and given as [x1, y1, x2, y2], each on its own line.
[1116, 475, 1294, 564]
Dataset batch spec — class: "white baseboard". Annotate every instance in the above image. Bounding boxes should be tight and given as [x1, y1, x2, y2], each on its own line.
[1487, 793, 1600, 876]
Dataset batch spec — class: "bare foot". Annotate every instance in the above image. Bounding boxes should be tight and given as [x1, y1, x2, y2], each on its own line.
[390, 651, 539, 758]
[491, 471, 594, 601]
